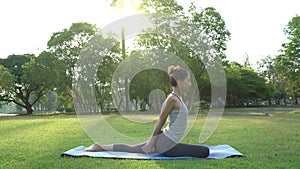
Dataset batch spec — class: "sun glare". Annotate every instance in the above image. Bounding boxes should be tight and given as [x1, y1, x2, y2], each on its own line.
[117, 0, 141, 15]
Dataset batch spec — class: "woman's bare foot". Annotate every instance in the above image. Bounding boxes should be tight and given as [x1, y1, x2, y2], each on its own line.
[84, 142, 103, 152]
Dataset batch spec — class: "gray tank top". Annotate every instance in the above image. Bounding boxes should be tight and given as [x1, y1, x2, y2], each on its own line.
[163, 92, 188, 143]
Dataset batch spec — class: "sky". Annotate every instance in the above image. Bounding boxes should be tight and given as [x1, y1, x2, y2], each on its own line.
[0, 0, 299, 66]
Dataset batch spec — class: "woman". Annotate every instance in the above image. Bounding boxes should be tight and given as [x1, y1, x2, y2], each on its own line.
[84, 65, 209, 158]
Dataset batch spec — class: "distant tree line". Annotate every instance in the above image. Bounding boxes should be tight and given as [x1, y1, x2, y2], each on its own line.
[0, 0, 299, 114]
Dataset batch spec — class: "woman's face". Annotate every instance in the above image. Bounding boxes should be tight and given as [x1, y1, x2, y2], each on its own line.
[178, 73, 191, 91]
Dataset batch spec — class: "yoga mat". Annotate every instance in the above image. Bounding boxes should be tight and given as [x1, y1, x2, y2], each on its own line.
[61, 144, 244, 160]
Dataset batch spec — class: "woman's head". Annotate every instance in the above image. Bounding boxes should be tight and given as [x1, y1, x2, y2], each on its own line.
[168, 65, 191, 91]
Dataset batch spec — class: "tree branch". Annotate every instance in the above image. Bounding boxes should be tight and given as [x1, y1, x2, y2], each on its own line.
[31, 87, 47, 106]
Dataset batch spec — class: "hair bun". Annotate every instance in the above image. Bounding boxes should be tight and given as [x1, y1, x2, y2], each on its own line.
[167, 65, 189, 87]
[168, 65, 180, 76]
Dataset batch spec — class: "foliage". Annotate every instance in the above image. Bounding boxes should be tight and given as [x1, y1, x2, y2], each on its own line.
[0, 54, 46, 114]
[71, 30, 122, 113]
[225, 64, 271, 106]
[133, 1, 230, 104]
[47, 22, 98, 111]
[0, 53, 61, 114]
[130, 68, 169, 110]
[188, 4, 231, 61]
[0, 65, 15, 94]
[258, 56, 285, 105]
[95, 43, 122, 112]
[2, 0, 299, 113]
[138, 0, 183, 14]
[32, 92, 57, 112]
[275, 15, 300, 104]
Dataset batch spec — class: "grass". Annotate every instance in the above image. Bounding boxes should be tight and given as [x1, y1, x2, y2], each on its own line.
[0, 111, 299, 169]
[288, 110, 300, 115]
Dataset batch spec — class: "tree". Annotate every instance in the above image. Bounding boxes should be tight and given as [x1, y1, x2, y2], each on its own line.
[33, 92, 57, 112]
[0, 53, 60, 114]
[225, 64, 270, 106]
[275, 15, 300, 104]
[130, 68, 169, 111]
[185, 4, 230, 102]
[258, 55, 284, 105]
[109, 0, 230, 106]
[0, 65, 15, 104]
[188, 4, 231, 61]
[135, 2, 230, 103]
[127, 51, 170, 110]
[70, 29, 122, 113]
[47, 22, 98, 111]
[95, 46, 122, 112]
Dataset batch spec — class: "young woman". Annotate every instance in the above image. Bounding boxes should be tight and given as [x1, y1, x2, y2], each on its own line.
[84, 65, 209, 158]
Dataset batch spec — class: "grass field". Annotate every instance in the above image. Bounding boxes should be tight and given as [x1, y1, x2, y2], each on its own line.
[0, 110, 299, 169]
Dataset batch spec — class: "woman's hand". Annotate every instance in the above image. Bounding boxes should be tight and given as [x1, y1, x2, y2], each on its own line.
[141, 139, 155, 153]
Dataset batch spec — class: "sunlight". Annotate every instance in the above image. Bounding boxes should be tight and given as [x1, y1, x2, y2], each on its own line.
[123, 0, 136, 11]
[112, 0, 141, 16]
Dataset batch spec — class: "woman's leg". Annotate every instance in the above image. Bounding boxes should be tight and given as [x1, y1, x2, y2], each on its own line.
[112, 142, 146, 153]
[84, 142, 113, 152]
[84, 142, 146, 153]
[155, 133, 177, 154]
[162, 143, 209, 158]
[155, 133, 209, 158]
[85, 133, 209, 157]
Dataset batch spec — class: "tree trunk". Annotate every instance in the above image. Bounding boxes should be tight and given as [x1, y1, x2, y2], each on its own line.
[294, 91, 298, 105]
[99, 88, 105, 112]
[125, 78, 130, 112]
[294, 92, 299, 105]
[25, 103, 33, 114]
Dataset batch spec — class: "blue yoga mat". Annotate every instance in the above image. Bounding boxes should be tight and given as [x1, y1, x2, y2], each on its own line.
[61, 144, 244, 160]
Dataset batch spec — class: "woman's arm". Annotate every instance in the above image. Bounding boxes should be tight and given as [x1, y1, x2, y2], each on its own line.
[141, 96, 176, 153]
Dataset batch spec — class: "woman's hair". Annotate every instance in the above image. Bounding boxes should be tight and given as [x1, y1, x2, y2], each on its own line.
[168, 65, 189, 87]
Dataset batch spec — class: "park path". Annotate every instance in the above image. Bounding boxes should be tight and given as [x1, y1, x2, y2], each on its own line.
[0, 113, 18, 116]
[234, 107, 300, 111]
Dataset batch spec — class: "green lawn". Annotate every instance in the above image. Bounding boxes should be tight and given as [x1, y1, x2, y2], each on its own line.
[0, 111, 299, 169]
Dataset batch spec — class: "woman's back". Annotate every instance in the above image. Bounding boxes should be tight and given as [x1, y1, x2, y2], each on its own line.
[163, 93, 188, 143]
